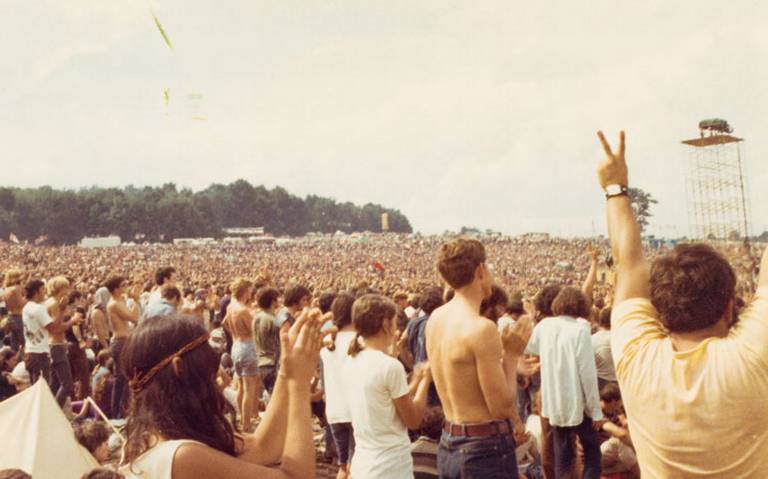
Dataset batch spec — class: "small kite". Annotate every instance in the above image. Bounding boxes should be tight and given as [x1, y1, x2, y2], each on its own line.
[152, 12, 174, 50]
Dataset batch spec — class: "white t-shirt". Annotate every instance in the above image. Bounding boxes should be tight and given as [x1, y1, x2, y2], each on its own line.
[320, 330, 356, 424]
[22, 301, 53, 354]
[344, 348, 412, 479]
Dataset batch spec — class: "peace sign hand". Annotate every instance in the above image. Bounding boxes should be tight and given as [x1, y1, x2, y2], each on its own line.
[596, 130, 628, 189]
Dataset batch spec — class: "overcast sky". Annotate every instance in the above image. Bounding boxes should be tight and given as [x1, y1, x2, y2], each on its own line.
[1, 0, 766, 236]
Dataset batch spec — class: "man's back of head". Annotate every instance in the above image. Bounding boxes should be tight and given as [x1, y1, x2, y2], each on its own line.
[650, 243, 735, 333]
[437, 238, 486, 290]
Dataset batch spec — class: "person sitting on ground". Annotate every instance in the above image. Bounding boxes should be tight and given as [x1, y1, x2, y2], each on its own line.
[119, 312, 324, 479]
[81, 468, 125, 479]
[344, 294, 433, 479]
[598, 383, 638, 478]
[75, 421, 113, 463]
[411, 406, 445, 479]
[597, 129, 768, 476]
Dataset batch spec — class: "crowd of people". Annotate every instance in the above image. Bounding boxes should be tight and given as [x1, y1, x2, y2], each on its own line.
[1, 130, 767, 478]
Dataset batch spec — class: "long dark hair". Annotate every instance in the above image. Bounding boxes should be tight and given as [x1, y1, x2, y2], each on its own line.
[121, 315, 238, 463]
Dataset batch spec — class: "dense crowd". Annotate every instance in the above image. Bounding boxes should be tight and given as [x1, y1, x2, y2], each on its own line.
[1, 131, 767, 479]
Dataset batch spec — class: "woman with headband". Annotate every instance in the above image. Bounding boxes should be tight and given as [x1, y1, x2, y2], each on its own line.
[119, 310, 324, 479]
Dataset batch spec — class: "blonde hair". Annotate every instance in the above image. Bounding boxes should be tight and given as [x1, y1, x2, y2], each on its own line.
[229, 278, 254, 301]
[3, 268, 23, 287]
[47, 276, 70, 298]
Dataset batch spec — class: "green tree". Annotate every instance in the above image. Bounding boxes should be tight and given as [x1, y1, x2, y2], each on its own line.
[628, 187, 658, 233]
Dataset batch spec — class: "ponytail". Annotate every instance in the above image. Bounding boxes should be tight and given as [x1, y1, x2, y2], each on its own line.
[348, 333, 363, 357]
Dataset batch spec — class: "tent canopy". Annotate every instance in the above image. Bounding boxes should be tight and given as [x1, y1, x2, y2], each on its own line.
[0, 381, 99, 478]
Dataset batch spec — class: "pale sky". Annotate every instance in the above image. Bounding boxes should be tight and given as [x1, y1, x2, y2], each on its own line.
[1, 0, 766, 236]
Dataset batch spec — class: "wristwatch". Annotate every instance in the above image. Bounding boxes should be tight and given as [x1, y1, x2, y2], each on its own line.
[604, 184, 628, 199]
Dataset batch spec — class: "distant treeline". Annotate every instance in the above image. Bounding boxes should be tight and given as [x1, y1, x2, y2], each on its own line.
[0, 180, 412, 244]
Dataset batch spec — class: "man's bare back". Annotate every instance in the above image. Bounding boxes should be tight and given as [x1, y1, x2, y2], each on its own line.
[224, 301, 254, 340]
[427, 298, 504, 424]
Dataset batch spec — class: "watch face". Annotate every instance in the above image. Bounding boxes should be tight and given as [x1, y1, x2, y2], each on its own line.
[606, 185, 621, 195]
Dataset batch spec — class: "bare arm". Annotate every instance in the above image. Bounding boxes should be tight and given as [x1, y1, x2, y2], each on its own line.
[114, 300, 140, 323]
[393, 366, 432, 430]
[237, 313, 321, 476]
[597, 130, 650, 304]
[473, 321, 522, 421]
[581, 246, 599, 307]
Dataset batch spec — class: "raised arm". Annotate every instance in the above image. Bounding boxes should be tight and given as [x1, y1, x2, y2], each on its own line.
[597, 130, 650, 304]
[239, 310, 322, 470]
[581, 245, 599, 307]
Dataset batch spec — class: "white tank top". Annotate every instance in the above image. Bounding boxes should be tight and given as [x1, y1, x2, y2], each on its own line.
[120, 439, 204, 479]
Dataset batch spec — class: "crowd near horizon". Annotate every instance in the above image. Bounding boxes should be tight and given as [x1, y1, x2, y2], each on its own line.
[1, 132, 768, 479]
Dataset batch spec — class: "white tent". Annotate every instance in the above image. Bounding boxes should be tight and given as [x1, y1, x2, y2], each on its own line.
[0, 380, 99, 478]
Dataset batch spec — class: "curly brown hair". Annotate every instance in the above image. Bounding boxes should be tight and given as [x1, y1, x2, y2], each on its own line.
[650, 243, 735, 333]
[121, 316, 239, 464]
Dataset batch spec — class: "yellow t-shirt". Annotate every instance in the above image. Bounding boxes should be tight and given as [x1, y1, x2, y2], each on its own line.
[611, 288, 768, 478]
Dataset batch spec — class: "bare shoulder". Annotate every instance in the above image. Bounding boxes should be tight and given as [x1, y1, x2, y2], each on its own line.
[466, 317, 499, 345]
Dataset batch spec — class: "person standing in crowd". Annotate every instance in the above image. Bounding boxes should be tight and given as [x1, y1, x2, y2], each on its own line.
[426, 238, 532, 479]
[45, 276, 80, 407]
[224, 278, 260, 431]
[525, 286, 603, 479]
[119, 312, 323, 479]
[277, 285, 311, 328]
[592, 306, 616, 391]
[144, 285, 181, 319]
[145, 266, 177, 312]
[3, 269, 25, 353]
[254, 287, 281, 396]
[598, 129, 768, 476]
[21, 279, 54, 385]
[320, 292, 356, 479]
[405, 287, 443, 368]
[90, 287, 111, 352]
[106, 276, 140, 418]
[344, 294, 433, 479]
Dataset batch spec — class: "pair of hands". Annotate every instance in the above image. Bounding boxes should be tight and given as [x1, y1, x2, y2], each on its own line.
[279, 307, 325, 385]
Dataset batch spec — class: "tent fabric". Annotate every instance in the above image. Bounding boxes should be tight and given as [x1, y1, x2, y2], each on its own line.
[0, 380, 99, 478]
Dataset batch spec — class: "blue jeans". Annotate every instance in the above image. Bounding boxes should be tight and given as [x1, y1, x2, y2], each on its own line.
[438, 426, 518, 478]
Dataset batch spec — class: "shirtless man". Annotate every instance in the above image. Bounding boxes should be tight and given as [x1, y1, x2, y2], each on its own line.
[224, 278, 261, 430]
[105, 275, 140, 418]
[45, 276, 83, 407]
[3, 269, 26, 352]
[90, 287, 112, 351]
[426, 238, 533, 478]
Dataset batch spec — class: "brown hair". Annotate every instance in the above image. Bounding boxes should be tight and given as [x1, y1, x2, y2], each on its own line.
[161, 285, 181, 302]
[598, 307, 612, 330]
[121, 316, 238, 464]
[81, 469, 124, 479]
[437, 238, 486, 289]
[256, 287, 280, 310]
[348, 294, 397, 357]
[650, 243, 736, 333]
[229, 278, 253, 302]
[534, 284, 562, 318]
[0, 470, 31, 479]
[104, 276, 125, 294]
[74, 421, 110, 455]
[331, 292, 355, 329]
[551, 287, 590, 319]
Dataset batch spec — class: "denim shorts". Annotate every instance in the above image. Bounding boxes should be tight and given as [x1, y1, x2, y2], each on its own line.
[231, 341, 259, 377]
[437, 423, 518, 479]
[330, 422, 355, 465]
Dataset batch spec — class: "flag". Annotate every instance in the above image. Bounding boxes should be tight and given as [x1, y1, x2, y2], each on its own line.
[373, 261, 385, 272]
[9, 233, 19, 244]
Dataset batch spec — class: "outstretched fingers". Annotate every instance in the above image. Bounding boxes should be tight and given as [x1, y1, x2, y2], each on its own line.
[597, 130, 613, 157]
[619, 130, 626, 157]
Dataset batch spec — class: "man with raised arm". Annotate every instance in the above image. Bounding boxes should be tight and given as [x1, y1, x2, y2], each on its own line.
[426, 238, 532, 478]
[105, 275, 140, 418]
[597, 130, 768, 477]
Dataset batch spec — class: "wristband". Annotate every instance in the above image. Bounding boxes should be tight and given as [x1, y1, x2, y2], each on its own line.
[604, 184, 629, 199]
